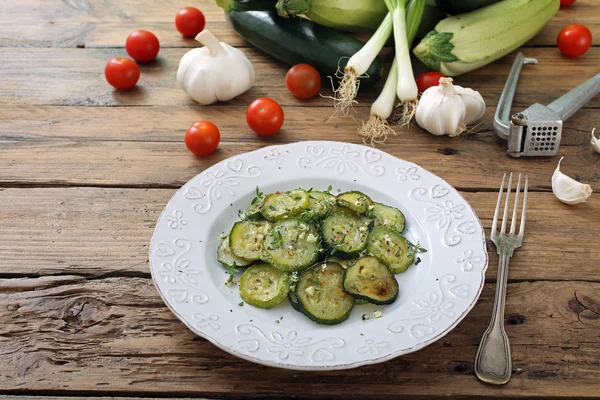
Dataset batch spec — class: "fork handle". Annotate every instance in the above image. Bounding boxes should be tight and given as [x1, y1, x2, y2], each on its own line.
[474, 247, 512, 385]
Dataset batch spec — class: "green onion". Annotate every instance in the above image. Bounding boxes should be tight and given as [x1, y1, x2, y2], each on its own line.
[359, 58, 398, 146]
[332, 13, 393, 116]
[385, 0, 422, 126]
[360, 0, 425, 143]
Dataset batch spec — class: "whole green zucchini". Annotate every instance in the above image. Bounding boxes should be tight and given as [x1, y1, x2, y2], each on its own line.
[413, 0, 560, 76]
[216, 0, 276, 12]
[275, 0, 388, 33]
[435, 0, 501, 14]
[226, 10, 383, 87]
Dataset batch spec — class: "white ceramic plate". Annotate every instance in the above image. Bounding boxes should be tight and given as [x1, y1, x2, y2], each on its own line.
[149, 141, 488, 370]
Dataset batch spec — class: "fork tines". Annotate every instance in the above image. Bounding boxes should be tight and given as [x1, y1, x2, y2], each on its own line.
[491, 173, 528, 240]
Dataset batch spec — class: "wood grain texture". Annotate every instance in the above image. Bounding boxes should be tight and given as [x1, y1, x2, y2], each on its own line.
[1, 106, 598, 189]
[1, 276, 599, 397]
[1, 187, 599, 280]
[0, 0, 597, 48]
[1, 47, 599, 108]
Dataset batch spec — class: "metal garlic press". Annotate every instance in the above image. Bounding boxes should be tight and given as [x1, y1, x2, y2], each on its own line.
[494, 52, 600, 157]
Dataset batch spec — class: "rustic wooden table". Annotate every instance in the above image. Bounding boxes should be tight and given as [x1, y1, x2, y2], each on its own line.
[1, 0, 600, 399]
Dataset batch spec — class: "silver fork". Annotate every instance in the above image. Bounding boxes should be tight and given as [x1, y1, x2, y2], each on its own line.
[474, 172, 528, 385]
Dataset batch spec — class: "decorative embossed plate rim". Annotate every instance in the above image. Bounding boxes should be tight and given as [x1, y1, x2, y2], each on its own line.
[149, 141, 488, 370]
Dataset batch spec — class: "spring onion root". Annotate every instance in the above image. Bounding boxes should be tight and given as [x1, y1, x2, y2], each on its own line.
[359, 116, 396, 146]
[359, 58, 398, 145]
[332, 69, 360, 117]
[332, 13, 393, 117]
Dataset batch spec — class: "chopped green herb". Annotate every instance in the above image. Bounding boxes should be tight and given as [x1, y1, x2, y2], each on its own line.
[238, 301, 244, 306]
[332, 234, 347, 245]
[325, 185, 333, 194]
[415, 257, 422, 265]
[362, 314, 370, 321]
[407, 240, 428, 253]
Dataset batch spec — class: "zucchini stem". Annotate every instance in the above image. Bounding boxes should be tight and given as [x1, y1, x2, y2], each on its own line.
[332, 13, 393, 117]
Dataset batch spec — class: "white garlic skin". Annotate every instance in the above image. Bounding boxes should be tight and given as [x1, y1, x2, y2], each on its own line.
[552, 157, 593, 205]
[177, 30, 255, 105]
[591, 128, 600, 154]
[416, 78, 466, 137]
[455, 86, 486, 124]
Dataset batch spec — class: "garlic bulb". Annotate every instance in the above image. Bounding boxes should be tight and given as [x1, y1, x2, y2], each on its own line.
[552, 157, 593, 205]
[416, 78, 466, 136]
[591, 128, 600, 154]
[177, 29, 255, 105]
[455, 86, 486, 124]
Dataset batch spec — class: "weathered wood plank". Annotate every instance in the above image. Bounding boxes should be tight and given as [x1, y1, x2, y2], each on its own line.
[1, 276, 599, 397]
[0, 47, 599, 108]
[0, 397, 212, 400]
[0, 188, 599, 280]
[1, 106, 598, 189]
[2, 106, 598, 144]
[0, 0, 597, 48]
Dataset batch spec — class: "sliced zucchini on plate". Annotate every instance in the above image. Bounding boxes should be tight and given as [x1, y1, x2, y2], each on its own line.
[368, 226, 415, 274]
[245, 196, 265, 221]
[229, 221, 270, 261]
[337, 191, 374, 214]
[239, 263, 290, 309]
[295, 262, 355, 325]
[262, 218, 321, 272]
[344, 256, 399, 305]
[325, 255, 357, 270]
[217, 234, 252, 268]
[370, 202, 406, 233]
[322, 212, 370, 259]
[305, 190, 336, 217]
[261, 189, 309, 221]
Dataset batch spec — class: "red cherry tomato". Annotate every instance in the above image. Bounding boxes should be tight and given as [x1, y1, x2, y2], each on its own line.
[175, 7, 206, 37]
[560, 0, 576, 6]
[126, 30, 160, 62]
[285, 64, 322, 99]
[557, 24, 592, 57]
[185, 121, 220, 157]
[246, 98, 284, 136]
[416, 71, 447, 93]
[104, 57, 140, 90]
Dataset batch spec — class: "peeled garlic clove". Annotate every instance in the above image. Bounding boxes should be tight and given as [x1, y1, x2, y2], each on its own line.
[591, 128, 600, 154]
[454, 86, 486, 124]
[552, 157, 593, 205]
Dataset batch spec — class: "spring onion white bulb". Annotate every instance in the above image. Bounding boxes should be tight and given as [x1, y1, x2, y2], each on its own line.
[332, 13, 393, 117]
[385, 0, 420, 125]
[359, 58, 398, 145]
[552, 157, 593, 205]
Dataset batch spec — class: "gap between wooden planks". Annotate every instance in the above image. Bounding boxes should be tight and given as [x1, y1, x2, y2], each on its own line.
[0, 47, 599, 108]
[0, 0, 597, 48]
[0, 275, 599, 397]
[0, 187, 598, 281]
